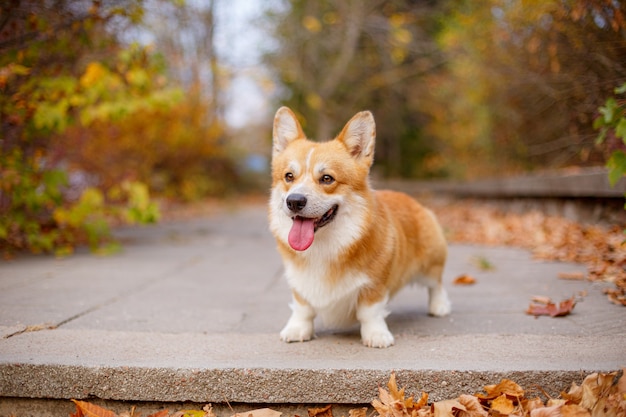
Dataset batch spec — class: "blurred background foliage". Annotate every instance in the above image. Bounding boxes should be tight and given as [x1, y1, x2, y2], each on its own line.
[1, 0, 625, 255]
[266, 0, 626, 178]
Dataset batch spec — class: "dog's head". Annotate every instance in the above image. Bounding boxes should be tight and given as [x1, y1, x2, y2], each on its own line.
[269, 107, 376, 252]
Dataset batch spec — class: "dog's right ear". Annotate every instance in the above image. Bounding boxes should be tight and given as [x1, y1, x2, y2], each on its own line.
[273, 107, 305, 157]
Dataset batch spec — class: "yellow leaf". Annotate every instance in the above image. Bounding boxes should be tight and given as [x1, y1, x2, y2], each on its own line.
[302, 15, 321, 33]
[80, 62, 107, 87]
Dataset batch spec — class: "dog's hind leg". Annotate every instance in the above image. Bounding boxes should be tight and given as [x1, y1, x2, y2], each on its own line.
[417, 264, 451, 317]
[428, 283, 451, 317]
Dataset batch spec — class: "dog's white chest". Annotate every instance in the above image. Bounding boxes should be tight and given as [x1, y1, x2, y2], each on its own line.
[284, 261, 369, 326]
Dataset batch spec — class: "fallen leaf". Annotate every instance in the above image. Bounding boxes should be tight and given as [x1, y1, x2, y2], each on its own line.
[457, 395, 488, 417]
[432, 399, 466, 417]
[546, 399, 566, 407]
[203, 404, 217, 417]
[174, 411, 207, 417]
[558, 272, 586, 280]
[348, 408, 368, 417]
[531, 296, 553, 304]
[491, 394, 515, 414]
[530, 405, 562, 417]
[308, 405, 332, 417]
[617, 368, 626, 394]
[475, 379, 524, 400]
[471, 256, 494, 271]
[453, 275, 477, 285]
[372, 373, 429, 417]
[579, 372, 618, 410]
[232, 409, 282, 417]
[560, 404, 591, 417]
[522, 397, 546, 414]
[526, 296, 576, 317]
[71, 400, 119, 417]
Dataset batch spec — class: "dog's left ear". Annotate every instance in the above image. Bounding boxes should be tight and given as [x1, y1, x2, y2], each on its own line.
[337, 111, 376, 166]
[273, 107, 305, 158]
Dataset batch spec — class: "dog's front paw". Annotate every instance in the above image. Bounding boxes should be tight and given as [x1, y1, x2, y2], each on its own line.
[361, 327, 395, 348]
[280, 321, 314, 343]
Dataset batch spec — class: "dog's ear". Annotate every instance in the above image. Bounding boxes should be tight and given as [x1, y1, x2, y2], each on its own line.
[273, 107, 305, 157]
[337, 111, 376, 165]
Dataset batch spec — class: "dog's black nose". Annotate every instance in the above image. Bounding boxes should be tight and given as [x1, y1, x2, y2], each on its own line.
[286, 193, 307, 212]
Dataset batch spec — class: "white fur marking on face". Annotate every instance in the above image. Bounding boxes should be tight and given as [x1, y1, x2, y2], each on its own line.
[314, 162, 327, 176]
[305, 148, 315, 174]
[288, 161, 301, 177]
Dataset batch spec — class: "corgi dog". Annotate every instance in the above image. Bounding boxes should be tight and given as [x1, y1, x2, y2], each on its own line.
[269, 107, 451, 348]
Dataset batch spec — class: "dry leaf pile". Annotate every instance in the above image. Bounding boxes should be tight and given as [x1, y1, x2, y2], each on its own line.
[65, 371, 626, 417]
[433, 200, 626, 306]
[372, 372, 625, 417]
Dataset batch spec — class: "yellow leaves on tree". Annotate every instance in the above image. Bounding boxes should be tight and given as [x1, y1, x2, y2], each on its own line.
[56, 88, 234, 201]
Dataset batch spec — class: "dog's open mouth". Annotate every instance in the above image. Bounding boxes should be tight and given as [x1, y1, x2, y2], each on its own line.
[288, 204, 338, 251]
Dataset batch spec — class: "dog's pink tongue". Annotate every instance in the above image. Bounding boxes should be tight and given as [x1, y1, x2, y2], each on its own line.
[288, 217, 315, 251]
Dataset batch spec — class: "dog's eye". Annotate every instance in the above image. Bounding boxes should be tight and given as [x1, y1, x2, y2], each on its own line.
[320, 174, 334, 185]
[284, 172, 294, 183]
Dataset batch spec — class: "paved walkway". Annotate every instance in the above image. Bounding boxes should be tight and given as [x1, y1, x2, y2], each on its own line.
[0, 203, 624, 409]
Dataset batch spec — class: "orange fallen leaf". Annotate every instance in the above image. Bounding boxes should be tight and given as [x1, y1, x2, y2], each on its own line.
[491, 394, 515, 414]
[308, 405, 332, 417]
[558, 272, 586, 280]
[453, 274, 477, 285]
[526, 296, 576, 317]
[475, 379, 524, 400]
[71, 400, 119, 417]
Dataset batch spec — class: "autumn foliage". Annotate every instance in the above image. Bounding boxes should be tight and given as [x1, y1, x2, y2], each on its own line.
[266, 0, 626, 179]
[0, 1, 237, 256]
[66, 371, 625, 417]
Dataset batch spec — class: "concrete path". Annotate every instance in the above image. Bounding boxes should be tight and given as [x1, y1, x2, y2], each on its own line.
[0, 203, 624, 410]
